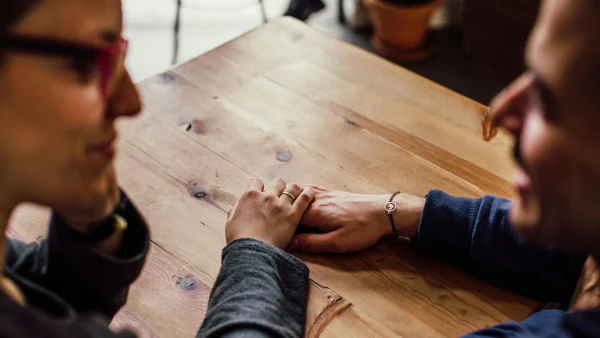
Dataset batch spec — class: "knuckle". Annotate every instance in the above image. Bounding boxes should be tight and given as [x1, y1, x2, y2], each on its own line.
[300, 192, 313, 202]
[264, 194, 277, 203]
[273, 207, 285, 217]
[288, 183, 301, 191]
[244, 189, 260, 198]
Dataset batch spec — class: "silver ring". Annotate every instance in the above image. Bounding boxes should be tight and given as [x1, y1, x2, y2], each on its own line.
[282, 191, 296, 202]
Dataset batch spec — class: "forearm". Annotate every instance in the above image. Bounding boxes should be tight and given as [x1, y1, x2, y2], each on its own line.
[414, 190, 586, 303]
[198, 239, 309, 338]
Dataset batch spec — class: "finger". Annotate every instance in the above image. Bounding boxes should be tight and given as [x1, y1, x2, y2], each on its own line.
[305, 185, 331, 192]
[267, 177, 286, 196]
[299, 205, 323, 228]
[293, 188, 315, 213]
[248, 179, 264, 192]
[287, 232, 340, 253]
[282, 184, 302, 204]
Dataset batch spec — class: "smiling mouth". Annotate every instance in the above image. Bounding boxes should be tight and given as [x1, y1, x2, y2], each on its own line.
[512, 139, 532, 197]
[87, 135, 117, 159]
[514, 167, 531, 193]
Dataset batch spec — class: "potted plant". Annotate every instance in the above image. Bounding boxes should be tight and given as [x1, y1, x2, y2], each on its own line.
[364, 0, 442, 61]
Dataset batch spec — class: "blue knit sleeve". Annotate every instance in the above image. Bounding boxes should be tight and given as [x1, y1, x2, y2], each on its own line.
[414, 190, 586, 303]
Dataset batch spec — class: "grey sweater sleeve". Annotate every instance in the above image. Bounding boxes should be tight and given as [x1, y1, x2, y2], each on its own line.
[197, 238, 310, 338]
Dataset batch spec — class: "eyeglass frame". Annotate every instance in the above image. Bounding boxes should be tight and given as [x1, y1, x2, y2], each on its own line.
[0, 35, 129, 99]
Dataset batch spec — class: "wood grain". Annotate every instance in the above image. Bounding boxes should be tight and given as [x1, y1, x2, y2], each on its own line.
[8, 17, 541, 337]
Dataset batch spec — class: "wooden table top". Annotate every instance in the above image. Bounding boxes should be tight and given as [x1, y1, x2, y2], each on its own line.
[9, 17, 542, 338]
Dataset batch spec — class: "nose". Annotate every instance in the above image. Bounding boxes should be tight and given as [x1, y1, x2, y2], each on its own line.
[489, 72, 534, 136]
[106, 70, 142, 120]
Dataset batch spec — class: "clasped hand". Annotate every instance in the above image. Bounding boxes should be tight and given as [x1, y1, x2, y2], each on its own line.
[227, 179, 425, 253]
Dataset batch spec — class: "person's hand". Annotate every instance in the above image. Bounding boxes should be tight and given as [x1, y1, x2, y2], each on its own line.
[226, 178, 315, 250]
[287, 186, 425, 253]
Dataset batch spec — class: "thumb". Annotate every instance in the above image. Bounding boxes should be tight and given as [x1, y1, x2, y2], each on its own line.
[227, 202, 238, 223]
[288, 232, 339, 253]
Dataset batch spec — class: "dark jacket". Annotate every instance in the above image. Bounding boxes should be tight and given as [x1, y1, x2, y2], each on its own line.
[198, 190, 597, 337]
[1, 192, 149, 337]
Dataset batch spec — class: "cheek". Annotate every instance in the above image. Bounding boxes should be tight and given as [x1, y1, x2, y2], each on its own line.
[0, 59, 106, 201]
[520, 113, 600, 248]
[2, 58, 104, 142]
[22, 78, 104, 169]
[52, 85, 105, 128]
[518, 113, 567, 238]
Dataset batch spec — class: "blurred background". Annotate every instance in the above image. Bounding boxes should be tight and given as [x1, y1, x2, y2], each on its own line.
[123, 0, 539, 104]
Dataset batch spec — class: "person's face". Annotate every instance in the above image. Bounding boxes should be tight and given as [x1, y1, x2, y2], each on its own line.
[0, 0, 141, 222]
[491, 0, 600, 252]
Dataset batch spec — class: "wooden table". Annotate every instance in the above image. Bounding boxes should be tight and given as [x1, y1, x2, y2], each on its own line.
[9, 17, 542, 338]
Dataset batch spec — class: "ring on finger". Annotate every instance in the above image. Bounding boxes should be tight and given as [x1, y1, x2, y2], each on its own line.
[282, 191, 296, 202]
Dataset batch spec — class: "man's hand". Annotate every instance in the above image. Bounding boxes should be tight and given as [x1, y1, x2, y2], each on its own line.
[226, 178, 315, 250]
[287, 186, 425, 253]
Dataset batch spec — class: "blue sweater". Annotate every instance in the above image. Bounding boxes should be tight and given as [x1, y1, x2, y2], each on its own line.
[198, 191, 597, 337]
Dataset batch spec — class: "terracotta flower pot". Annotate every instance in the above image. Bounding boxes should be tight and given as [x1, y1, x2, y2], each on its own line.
[365, 0, 442, 61]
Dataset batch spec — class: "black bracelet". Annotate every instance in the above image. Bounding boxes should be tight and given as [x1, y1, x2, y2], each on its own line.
[385, 191, 401, 238]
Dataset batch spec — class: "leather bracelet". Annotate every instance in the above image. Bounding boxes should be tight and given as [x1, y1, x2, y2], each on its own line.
[385, 191, 401, 238]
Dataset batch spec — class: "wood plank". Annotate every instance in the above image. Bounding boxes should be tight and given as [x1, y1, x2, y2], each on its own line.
[144, 70, 483, 198]
[199, 18, 516, 183]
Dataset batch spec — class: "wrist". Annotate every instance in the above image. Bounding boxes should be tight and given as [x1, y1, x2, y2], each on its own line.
[370, 194, 395, 238]
[393, 193, 425, 238]
[375, 193, 425, 239]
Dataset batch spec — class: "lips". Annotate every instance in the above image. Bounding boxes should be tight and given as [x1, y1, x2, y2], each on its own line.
[514, 167, 532, 199]
[88, 135, 117, 159]
[512, 139, 531, 195]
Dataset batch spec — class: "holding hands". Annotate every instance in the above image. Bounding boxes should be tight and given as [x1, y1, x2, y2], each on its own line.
[226, 178, 315, 250]
[289, 186, 425, 253]
[228, 180, 425, 254]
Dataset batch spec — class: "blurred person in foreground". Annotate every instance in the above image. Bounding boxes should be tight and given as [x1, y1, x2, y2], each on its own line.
[200, 0, 600, 337]
[0, 0, 314, 337]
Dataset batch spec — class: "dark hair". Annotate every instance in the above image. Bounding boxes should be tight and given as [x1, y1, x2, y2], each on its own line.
[0, 0, 40, 65]
[0, 0, 41, 34]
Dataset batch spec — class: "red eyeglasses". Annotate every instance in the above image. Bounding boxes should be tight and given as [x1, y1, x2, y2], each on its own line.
[0, 35, 129, 99]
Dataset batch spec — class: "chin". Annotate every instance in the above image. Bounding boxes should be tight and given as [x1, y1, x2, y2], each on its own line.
[510, 199, 569, 249]
[509, 197, 544, 241]
[62, 167, 120, 223]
